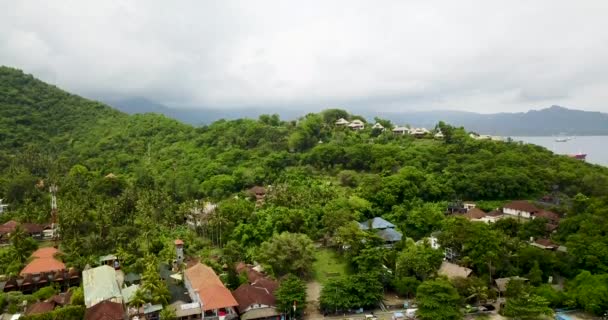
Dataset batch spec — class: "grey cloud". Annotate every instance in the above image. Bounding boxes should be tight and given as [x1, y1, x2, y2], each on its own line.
[1, 0, 608, 113]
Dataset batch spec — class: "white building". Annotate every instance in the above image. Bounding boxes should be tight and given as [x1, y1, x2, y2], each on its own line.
[372, 123, 385, 130]
[335, 118, 350, 126]
[502, 201, 538, 219]
[348, 119, 365, 130]
[410, 128, 430, 137]
[392, 126, 409, 135]
[0, 199, 7, 214]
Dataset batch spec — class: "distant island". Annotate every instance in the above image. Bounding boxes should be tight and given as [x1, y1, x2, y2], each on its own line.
[105, 97, 608, 136]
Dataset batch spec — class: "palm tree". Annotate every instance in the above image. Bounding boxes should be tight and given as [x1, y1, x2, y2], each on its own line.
[159, 307, 177, 320]
[128, 288, 148, 311]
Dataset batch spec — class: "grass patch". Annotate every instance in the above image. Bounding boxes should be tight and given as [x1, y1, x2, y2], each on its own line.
[312, 248, 350, 283]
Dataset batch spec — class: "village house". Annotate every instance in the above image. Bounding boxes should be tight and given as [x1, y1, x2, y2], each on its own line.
[530, 238, 559, 251]
[23, 291, 73, 317]
[83, 265, 123, 308]
[348, 119, 365, 130]
[371, 123, 385, 131]
[335, 118, 350, 126]
[409, 128, 429, 137]
[0, 199, 8, 215]
[503, 201, 539, 219]
[84, 300, 125, 320]
[0, 247, 79, 294]
[438, 261, 473, 280]
[502, 201, 561, 228]
[392, 126, 409, 135]
[359, 217, 403, 247]
[233, 263, 280, 320]
[0, 220, 46, 242]
[434, 131, 444, 139]
[183, 262, 239, 320]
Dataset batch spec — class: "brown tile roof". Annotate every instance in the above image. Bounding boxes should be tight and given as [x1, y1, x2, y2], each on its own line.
[252, 278, 279, 294]
[535, 210, 560, 223]
[464, 208, 486, 220]
[236, 262, 266, 284]
[486, 209, 503, 217]
[503, 201, 539, 213]
[0, 220, 19, 234]
[185, 263, 238, 311]
[26, 301, 56, 315]
[534, 238, 558, 249]
[0, 221, 46, 235]
[232, 284, 277, 314]
[174, 239, 184, 246]
[49, 291, 72, 306]
[22, 223, 45, 234]
[21, 256, 66, 276]
[84, 300, 124, 320]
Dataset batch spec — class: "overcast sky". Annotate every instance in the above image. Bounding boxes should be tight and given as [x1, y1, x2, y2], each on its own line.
[2, 1, 608, 113]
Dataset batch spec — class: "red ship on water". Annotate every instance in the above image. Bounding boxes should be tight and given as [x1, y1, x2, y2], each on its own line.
[569, 153, 587, 160]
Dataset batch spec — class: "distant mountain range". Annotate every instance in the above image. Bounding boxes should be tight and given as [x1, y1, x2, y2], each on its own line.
[103, 97, 608, 136]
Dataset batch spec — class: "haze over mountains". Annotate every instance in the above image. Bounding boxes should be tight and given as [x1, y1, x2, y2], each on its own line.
[104, 97, 608, 136]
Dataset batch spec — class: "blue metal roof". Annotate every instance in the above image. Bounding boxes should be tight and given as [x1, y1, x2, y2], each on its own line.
[359, 217, 396, 230]
[376, 228, 402, 242]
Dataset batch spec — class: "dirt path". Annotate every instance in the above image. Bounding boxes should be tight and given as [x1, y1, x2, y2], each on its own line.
[305, 281, 323, 320]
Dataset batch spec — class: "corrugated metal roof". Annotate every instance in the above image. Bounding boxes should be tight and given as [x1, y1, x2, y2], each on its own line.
[376, 228, 402, 242]
[83, 265, 122, 307]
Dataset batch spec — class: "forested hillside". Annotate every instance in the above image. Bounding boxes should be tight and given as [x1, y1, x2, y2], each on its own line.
[3, 67, 608, 318]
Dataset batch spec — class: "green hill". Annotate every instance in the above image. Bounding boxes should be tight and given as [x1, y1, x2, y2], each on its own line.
[1, 68, 608, 311]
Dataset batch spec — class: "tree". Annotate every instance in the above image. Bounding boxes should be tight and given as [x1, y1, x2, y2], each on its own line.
[9, 226, 38, 264]
[69, 286, 84, 306]
[527, 261, 543, 286]
[391, 276, 420, 298]
[257, 232, 315, 277]
[275, 275, 307, 318]
[502, 293, 552, 320]
[159, 307, 177, 320]
[396, 239, 443, 280]
[320, 273, 383, 313]
[568, 271, 608, 315]
[416, 279, 462, 320]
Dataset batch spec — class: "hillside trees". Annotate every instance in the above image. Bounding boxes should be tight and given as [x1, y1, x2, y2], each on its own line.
[257, 232, 316, 277]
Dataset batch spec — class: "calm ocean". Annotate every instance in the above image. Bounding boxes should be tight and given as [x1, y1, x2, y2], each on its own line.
[511, 136, 608, 167]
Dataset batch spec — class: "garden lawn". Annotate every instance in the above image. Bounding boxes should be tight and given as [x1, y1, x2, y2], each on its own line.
[312, 248, 350, 284]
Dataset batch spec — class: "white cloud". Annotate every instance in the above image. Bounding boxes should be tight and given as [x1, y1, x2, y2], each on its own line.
[1, 0, 607, 112]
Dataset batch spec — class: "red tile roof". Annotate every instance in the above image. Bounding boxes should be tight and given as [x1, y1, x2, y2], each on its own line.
[21, 256, 66, 276]
[84, 300, 124, 320]
[185, 263, 238, 311]
[26, 301, 56, 315]
[32, 247, 60, 259]
[174, 239, 184, 246]
[503, 201, 539, 213]
[232, 284, 276, 314]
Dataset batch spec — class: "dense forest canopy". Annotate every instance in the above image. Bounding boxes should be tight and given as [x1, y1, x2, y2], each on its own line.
[2, 66, 608, 317]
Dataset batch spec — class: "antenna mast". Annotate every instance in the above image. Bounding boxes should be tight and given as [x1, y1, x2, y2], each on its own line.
[49, 184, 59, 241]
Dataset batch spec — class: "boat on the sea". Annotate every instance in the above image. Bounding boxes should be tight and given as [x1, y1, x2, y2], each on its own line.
[555, 138, 569, 142]
[569, 153, 587, 160]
